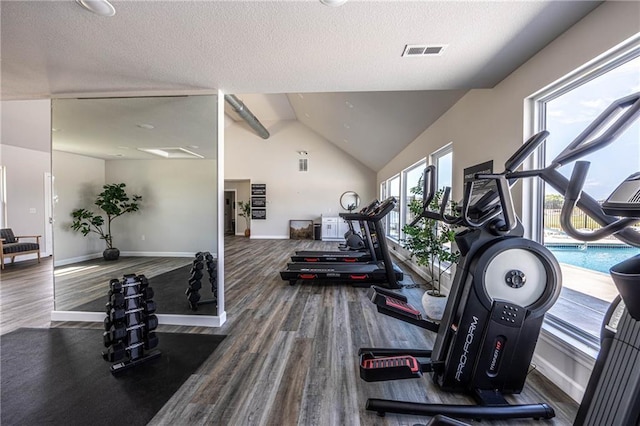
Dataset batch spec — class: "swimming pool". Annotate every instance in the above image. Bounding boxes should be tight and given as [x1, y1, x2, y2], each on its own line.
[547, 245, 640, 274]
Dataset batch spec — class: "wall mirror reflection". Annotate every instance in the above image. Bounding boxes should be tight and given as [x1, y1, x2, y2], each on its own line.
[51, 95, 219, 321]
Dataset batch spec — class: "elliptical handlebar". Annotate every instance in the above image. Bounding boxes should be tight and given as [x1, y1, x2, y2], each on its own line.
[551, 92, 640, 167]
[560, 161, 640, 242]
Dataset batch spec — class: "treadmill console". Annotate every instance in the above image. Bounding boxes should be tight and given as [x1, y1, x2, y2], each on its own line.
[603, 172, 640, 218]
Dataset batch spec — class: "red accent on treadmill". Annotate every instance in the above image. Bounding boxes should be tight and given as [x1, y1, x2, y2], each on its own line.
[299, 274, 317, 279]
[343, 258, 357, 262]
[384, 296, 421, 317]
[304, 258, 319, 262]
[350, 274, 368, 280]
[362, 355, 419, 373]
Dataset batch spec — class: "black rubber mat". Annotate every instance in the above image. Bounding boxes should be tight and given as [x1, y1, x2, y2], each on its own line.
[1, 328, 225, 426]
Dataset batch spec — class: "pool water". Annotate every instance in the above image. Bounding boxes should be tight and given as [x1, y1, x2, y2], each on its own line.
[548, 246, 640, 274]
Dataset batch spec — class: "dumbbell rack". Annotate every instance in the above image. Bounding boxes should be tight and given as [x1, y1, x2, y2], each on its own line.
[185, 251, 218, 311]
[102, 274, 161, 374]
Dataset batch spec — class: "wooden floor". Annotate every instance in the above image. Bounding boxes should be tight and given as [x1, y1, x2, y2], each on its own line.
[0, 237, 579, 425]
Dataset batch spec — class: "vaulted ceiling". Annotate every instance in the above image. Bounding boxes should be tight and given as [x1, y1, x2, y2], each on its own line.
[1, 0, 602, 170]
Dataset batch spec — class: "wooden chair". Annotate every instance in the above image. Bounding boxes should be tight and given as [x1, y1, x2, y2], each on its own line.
[0, 228, 41, 269]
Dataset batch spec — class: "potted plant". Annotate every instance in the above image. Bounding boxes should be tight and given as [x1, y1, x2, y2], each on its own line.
[70, 183, 142, 261]
[238, 201, 251, 237]
[402, 180, 460, 298]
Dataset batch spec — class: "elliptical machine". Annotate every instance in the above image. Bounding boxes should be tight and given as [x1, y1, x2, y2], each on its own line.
[360, 131, 562, 420]
[359, 91, 640, 421]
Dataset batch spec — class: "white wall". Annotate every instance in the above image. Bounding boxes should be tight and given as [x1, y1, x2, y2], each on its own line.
[377, 1, 640, 402]
[225, 120, 376, 238]
[105, 159, 217, 255]
[0, 99, 52, 257]
[52, 150, 105, 262]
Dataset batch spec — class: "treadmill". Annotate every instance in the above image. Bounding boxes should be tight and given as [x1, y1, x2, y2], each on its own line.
[280, 197, 403, 288]
[290, 200, 379, 263]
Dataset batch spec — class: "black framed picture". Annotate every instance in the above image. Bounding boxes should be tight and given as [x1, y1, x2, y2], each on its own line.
[251, 197, 266, 208]
[251, 184, 266, 196]
[252, 209, 266, 220]
[289, 220, 314, 240]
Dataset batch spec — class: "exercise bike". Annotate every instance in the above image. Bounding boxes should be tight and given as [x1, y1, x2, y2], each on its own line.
[359, 91, 640, 421]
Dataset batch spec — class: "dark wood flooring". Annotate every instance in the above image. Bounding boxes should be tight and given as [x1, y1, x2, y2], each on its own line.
[0, 237, 579, 425]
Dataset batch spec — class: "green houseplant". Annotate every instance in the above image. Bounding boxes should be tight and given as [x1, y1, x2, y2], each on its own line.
[70, 183, 142, 261]
[238, 201, 251, 237]
[402, 181, 460, 297]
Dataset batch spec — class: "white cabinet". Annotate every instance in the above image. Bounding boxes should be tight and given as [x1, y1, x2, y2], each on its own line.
[322, 216, 350, 241]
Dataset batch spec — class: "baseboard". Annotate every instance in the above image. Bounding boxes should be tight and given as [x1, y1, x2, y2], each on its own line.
[54, 253, 102, 267]
[119, 251, 205, 258]
[54, 251, 211, 267]
[50, 310, 227, 327]
[250, 235, 289, 240]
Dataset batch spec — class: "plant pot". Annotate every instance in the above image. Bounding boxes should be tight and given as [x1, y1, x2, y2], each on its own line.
[103, 247, 120, 261]
[422, 291, 447, 321]
[244, 229, 251, 237]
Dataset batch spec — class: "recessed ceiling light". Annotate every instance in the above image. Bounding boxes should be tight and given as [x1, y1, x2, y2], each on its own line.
[136, 123, 155, 129]
[52, 128, 60, 132]
[137, 147, 204, 159]
[75, 0, 116, 17]
[343, 123, 350, 129]
[345, 101, 354, 109]
[320, 0, 348, 6]
[188, 145, 199, 149]
[304, 113, 311, 118]
[108, 153, 124, 157]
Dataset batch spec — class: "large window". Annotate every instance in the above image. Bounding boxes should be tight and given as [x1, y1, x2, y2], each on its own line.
[533, 45, 640, 343]
[403, 159, 427, 232]
[387, 175, 401, 240]
[431, 144, 453, 191]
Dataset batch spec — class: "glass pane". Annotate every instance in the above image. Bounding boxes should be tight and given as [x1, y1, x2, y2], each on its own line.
[388, 175, 400, 239]
[542, 55, 640, 338]
[404, 162, 426, 228]
[436, 151, 453, 190]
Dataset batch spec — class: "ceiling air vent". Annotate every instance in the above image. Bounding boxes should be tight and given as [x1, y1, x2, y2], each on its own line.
[299, 158, 308, 172]
[402, 44, 447, 57]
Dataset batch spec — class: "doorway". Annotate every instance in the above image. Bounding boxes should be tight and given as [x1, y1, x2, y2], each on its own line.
[224, 190, 236, 236]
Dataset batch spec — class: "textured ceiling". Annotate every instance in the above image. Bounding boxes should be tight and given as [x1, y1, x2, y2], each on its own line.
[1, 0, 602, 170]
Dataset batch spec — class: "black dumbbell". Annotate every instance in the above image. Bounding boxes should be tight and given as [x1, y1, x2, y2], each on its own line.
[108, 307, 125, 323]
[138, 275, 149, 287]
[145, 332, 159, 350]
[104, 316, 113, 331]
[142, 286, 154, 300]
[128, 343, 145, 361]
[187, 291, 200, 310]
[103, 324, 127, 347]
[109, 279, 122, 293]
[144, 300, 156, 314]
[187, 279, 202, 291]
[102, 342, 126, 362]
[145, 314, 158, 331]
[110, 292, 125, 308]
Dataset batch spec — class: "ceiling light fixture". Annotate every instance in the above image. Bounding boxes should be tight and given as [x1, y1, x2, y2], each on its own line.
[136, 123, 155, 129]
[320, 0, 348, 7]
[75, 0, 116, 17]
[297, 151, 308, 155]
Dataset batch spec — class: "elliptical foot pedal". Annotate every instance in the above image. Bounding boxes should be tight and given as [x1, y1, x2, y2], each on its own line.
[360, 353, 422, 382]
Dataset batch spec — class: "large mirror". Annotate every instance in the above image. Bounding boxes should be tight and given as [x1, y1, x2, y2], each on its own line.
[51, 95, 221, 324]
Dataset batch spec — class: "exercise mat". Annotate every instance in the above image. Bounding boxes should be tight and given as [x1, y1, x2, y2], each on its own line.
[1, 327, 225, 426]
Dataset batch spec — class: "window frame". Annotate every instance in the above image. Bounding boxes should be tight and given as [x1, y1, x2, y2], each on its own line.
[385, 173, 401, 241]
[527, 39, 640, 347]
[430, 143, 453, 191]
[401, 158, 427, 241]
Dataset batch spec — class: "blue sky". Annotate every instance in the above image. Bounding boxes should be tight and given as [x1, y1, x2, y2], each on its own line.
[545, 55, 640, 201]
